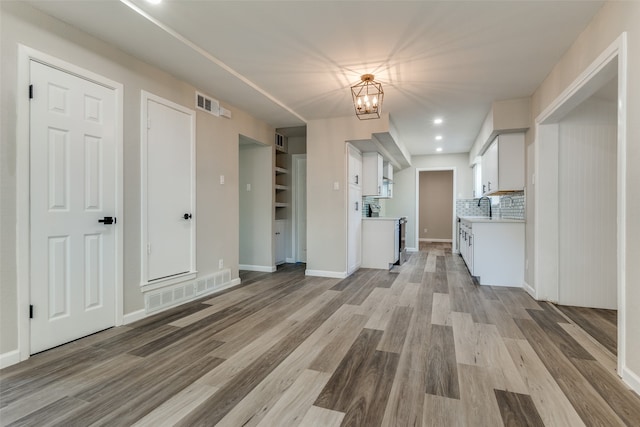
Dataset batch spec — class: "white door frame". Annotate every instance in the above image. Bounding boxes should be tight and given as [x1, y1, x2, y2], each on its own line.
[291, 154, 306, 263]
[414, 167, 457, 253]
[533, 33, 627, 376]
[15, 45, 124, 362]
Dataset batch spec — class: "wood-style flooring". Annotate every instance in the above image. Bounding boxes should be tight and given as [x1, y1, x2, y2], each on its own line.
[2, 242, 639, 426]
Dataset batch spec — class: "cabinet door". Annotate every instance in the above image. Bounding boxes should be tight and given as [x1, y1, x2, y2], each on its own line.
[472, 163, 482, 198]
[347, 184, 362, 274]
[482, 140, 498, 195]
[348, 145, 362, 187]
[362, 152, 383, 196]
[275, 220, 285, 265]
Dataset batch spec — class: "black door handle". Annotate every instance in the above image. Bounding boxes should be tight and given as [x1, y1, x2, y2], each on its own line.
[183, 213, 192, 220]
[98, 216, 115, 225]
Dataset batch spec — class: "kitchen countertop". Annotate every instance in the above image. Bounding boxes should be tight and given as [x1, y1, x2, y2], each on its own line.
[363, 217, 402, 221]
[458, 216, 524, 223]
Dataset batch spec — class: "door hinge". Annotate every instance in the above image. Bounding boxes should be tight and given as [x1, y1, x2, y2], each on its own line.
[29, 304, 34, 319]
[29, 85, 33, 99]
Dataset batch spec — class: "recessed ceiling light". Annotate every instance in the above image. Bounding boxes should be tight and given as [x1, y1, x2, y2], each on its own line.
[436, 147, 443, 152]
[435, 135, 443, 140]
[146, 0, 162, 4]
[433, 118, 443, 125]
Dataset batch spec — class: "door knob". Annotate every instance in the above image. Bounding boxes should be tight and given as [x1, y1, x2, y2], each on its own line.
[98, 216, 115, 225]
[183, 213, 192, 220]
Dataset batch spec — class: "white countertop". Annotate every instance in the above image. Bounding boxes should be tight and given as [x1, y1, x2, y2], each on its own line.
[458, 216, 524, 223]
[363, 216, 402, 221]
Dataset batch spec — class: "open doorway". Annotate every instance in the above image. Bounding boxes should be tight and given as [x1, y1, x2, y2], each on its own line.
[238, 135, 273, 271]
[416, 169, 456, 252]
[534, 35, 626, 373]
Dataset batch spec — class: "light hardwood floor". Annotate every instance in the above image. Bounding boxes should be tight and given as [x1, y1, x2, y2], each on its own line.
[1, 243, 639, 426]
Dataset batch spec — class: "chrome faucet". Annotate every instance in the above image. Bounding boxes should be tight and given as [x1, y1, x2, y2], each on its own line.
[477, 196, 492, 219]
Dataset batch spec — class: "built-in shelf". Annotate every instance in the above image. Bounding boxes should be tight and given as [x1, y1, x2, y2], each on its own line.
[275, 167, 288, 175]
[275, 202, 289, 208]
[275, 184, 289, 191]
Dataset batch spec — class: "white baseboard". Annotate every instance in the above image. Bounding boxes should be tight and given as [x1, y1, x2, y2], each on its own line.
[123, 309, 146, 325]
[622, 366, 640, 395]
[419, 238, 453, 243]
[285, 257, 295, 263]
[523, 281, 536, 299]
[406, 247, 418, 253]
[0, 349, 21, 369]
[239, 264, 276, 272]
[305, 269, 347, 279]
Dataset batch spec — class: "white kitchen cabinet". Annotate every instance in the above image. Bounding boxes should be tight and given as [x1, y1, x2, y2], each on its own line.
[459, 217, 524, 286]
[361, 218, 400, 269]
[480, 133, 524, 195]
[362, 152, 383, 196]
[347, 144, 363, 275]
[275, 219, 286, 265]
[381, 161, 393, 198]
[472, 163, 482, 198]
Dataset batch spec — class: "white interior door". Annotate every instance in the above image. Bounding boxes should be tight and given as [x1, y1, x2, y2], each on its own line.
[30, 61, 117, 354]
[144, 95, 195, 283]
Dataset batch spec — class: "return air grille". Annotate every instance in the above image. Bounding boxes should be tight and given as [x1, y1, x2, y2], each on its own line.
[195, 91, 219, 116]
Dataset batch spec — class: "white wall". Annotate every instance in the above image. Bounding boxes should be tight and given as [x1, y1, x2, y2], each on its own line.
[239, 142, 273, 269]
[0, 3, 274, 354]
[526, 0, 640, 385]
[558, 97, 617, 309]
[385, 153, 472, 250]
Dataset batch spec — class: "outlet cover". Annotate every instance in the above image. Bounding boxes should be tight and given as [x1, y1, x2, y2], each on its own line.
[218, 259, 224, 269]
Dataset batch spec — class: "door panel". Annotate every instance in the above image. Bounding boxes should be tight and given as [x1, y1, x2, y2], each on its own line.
[145, 99, 194, 281]
[30, 61, 117, 353]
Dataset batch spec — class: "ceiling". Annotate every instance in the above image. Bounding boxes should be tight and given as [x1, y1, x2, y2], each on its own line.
[26, 0, 604, 156]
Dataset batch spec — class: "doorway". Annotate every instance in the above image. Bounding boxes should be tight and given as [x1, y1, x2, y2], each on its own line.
[534, 35, 627, 373]
[415, 168, 457, 253]
[238, 136, 273, 271]
[292, 155, 307, 263]
[20, 50, 124, 356]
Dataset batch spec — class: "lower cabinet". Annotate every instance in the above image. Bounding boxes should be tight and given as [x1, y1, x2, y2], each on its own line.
[361, 218, 399, 269]
[275, 219, 286, 265]
[459, 219, 524, 287]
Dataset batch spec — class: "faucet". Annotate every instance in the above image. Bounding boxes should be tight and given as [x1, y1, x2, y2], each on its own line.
[477, 196, 492, 219]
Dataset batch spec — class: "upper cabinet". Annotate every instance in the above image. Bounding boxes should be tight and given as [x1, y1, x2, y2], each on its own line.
[480, 133, 525, 196]
[362, 152, 384, 196]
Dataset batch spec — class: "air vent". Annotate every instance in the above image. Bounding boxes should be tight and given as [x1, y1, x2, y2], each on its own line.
[195, 91, 220, 116]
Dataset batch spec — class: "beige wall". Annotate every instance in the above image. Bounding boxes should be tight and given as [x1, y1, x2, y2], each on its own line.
[419, 171, 454, 240]
[306, 115, 392, 276]
[525, 1, 640, 382]
[0, 3, 273, 355]
[385, 153, 472, 251]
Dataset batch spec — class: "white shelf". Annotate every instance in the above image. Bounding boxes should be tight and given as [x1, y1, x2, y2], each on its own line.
[275, 184, 289, 191]
[275, 202, 289, 208]
[275, 167, 289, 175]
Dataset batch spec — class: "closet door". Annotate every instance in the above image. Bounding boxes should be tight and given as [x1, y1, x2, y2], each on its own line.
[142, 92, 196, 288]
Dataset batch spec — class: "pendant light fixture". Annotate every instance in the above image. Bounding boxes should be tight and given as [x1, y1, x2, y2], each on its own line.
[351, 74, 384, 120]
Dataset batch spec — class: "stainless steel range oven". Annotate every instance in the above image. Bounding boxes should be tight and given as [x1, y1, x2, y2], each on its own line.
[398, 217, 407, 264]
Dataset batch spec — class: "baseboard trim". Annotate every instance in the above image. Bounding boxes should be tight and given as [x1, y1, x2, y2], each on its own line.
[122, 309, 146, 325]
[239, 264, 276, 272]
[419, 238, 453, 243]
[285, 257, 295, 263]
[523, 281, 536, 299]
[622, 366, 640, 395]
[0, 349, 21, 369]
[406, 247, 419, 253]
[305, 269, 347, 279]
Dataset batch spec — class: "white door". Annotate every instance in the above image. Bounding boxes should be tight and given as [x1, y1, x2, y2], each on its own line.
[145, 97, 195, 283]
[30, 61, 117, 353]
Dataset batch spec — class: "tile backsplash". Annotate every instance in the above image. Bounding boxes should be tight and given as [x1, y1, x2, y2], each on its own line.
[456, 192, 525, 220]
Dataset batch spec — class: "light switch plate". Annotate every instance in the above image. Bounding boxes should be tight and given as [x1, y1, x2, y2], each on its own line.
[220, 175, 225, 184]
